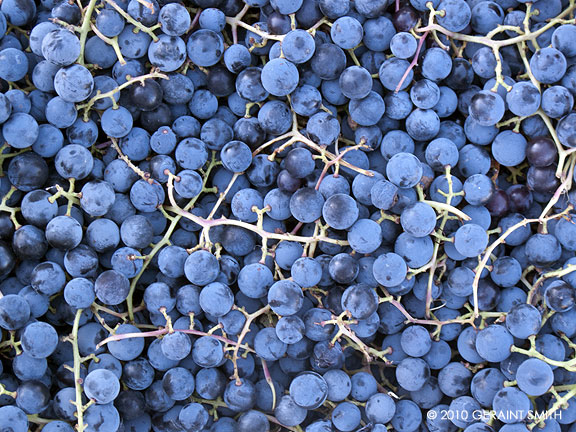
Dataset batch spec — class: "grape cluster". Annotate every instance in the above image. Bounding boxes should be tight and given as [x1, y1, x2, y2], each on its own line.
[1, 0, 576, 431]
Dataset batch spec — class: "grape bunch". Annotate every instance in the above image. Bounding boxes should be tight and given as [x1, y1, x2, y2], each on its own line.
[1, 0, 576, 431]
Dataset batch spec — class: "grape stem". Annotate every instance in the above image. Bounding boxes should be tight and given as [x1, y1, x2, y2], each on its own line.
[230, 305, 271, 384]
[68, 309, 88, 432]
[109, 138, 152, 183]
[0, 330, 22, 354]
[511, 335, 576, 371]
[102, 0, 162, 41]
[320, 311, 392, 364]
[395, 31, 428, 93]
[472, 205, 573, 318]
[77, 0, 99, 65]
[0, 186, 21, 230]
[0, 383, 16, 399]
[164, 178, 350, 246]
[124, 153, 221, 322]
[77, 71, 168, 121]
[96, 325, 254, 353]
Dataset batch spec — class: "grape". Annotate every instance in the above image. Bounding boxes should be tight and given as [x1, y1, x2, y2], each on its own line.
[158, 3, 190, 36]
[492, 387, 531, 424]
[261, 58, 299, 97]
[311, 43, 347, 80]
[0, 406, 28, 431]
[348, 218, 382, 254]
[259, 100, 293, 134]
[438, 362, 472, 397]
[0, 48, 28, 81]
[95, 270, 130, 305]
[126, 0, 157, 23]
[330, 16, 363, 49]
[289, 372, 328, 409]
[492, 130, 528, 168]
[236, 67, 269, 102]
[349, 91, 385, 126]
[338, 66, 372, 100]
[200, 282, 234, 317]
[290, 85, 322, 117]
[396, 357, 430, 391]
[386, 152, 423, 188]
[268, 280, 304, 316]
[516, 358, 554, 396]
[475, 324, 513, 362]
[542, 85, 573, 119]
[341, 284, 378, 319]
[95, 8, 124, 37]
[55, 144, 94, 180]
[290, 187, 325, 223]
[272, 395, 306, 427]
[373, 252, 407, 287]
[469, 90, 505, 126]
[392, 399, 422, 432]
[2, 113, 39, 149]
[54, 64, 94, 103]
[400, 202, 436, 237]
[21, 321, 58, 359]
[322, 193, 359, 229]
[31, 261, 66, 296]
[84, 369, 120, 404]
[64, 278, 96, 309]
[42, 29, 80, 67]
[530, 47, 567, 84]
[176, 403, 209, 431]
[506, 81, 541, 117]
[370, 179, 398, 210]
[21, 190, 58, 228]
[379, 57, 413, 91]
[437, 0, 471, 31]
[306, 111, 340, 146]
[525, 233, 562, 267]
[544, 280, 575, 312]
[454, 224, 489, 258]
[390, 31, 417, 59]
[470, 367, 506, 408]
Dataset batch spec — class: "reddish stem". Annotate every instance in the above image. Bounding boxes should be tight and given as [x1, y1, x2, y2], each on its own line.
[97, 327, 253, 352]
[395, 31, 429, 93]
[190, 9, 201, 31]
[290, 221, 303, 235]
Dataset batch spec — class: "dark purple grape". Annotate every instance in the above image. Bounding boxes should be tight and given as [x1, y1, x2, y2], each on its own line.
[527, 165, 559, 194]
[393, 6, 419, 32]
[506, 184, 533, 213]
[526, 137, 557, 167]
[267, 11, 292, 35]
[129, 80, 163, 112]
[486, 189, 510, 218]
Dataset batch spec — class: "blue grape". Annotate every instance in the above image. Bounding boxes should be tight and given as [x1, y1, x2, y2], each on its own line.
[0, 48, 28, 81]
[475, 324, 513, 362]
[261, 58, 299, 97]
[386, 152, 423, 188]
[437, 0, 471, 31]
[530, 47, 567, 84]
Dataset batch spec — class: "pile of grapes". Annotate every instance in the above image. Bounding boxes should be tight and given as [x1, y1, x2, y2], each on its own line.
[2, 0, 576, 430]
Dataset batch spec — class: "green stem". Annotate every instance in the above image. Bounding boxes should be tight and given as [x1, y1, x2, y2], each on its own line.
[125, 154, 220, 322]
[77, 0, 100, 65]
[70, 309, 87, 432]
[0, 382, 16, 399]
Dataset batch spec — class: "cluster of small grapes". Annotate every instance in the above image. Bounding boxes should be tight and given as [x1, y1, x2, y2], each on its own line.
[1, 0, 576, 431]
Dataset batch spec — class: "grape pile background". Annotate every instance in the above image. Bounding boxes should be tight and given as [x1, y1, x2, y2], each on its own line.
[2, 0, 576, 431]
